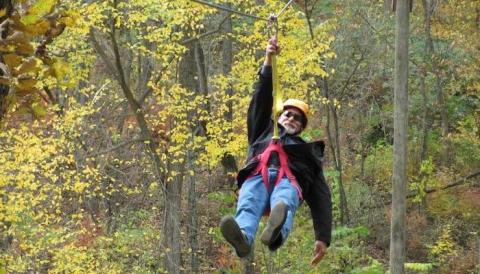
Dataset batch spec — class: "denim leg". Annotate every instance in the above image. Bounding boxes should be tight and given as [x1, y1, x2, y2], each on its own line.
[235, 174, 269, 245]
[270, 177, 300, 244]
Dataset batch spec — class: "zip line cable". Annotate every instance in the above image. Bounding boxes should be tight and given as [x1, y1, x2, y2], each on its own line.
[276, 0, 296, 18]
[190, 0, 296, 23]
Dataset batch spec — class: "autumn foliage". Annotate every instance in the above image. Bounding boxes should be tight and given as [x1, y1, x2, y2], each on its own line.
[0, 0, 479, 273]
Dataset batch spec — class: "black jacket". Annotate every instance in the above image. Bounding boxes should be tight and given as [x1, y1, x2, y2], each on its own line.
[236, 66, 332, 246]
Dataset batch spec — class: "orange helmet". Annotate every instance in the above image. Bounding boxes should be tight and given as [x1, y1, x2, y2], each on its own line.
[283, 98, 309, 127]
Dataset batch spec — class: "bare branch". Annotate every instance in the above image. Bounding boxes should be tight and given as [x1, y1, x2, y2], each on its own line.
[110, 0, 165, 191]
[89, 29, 119, 80]
[380, 170, 480, 205]
[90, 138, 148, 157]
[190, 0, 268, 21]
[181, 13, 232, 45]
[423, 170, 480, 194]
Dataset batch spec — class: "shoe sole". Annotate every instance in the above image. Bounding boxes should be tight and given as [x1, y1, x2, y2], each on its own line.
[220, 216, 251, 258]
[260, 202, 287, 246]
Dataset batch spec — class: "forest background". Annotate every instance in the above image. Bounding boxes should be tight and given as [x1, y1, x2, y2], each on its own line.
[0, 0, 479, 273]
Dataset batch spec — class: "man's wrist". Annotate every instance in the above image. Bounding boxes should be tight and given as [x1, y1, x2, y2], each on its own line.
[260, 65, 272, 77]
[263, 55, 272, 66]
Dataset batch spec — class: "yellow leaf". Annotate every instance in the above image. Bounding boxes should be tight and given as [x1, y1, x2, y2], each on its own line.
[59, 15, 75, 27]
[51, 59, 68, 79]
[31, 102, 47, 117]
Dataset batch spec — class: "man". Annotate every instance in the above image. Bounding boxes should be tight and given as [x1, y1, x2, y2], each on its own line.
[220, 38, 332, 266]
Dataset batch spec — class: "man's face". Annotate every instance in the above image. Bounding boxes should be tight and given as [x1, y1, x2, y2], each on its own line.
[278, 107, 304, 135]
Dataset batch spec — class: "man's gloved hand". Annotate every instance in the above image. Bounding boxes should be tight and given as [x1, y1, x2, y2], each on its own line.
[310, 240, 327, 266]
[264, 37, 281, 66]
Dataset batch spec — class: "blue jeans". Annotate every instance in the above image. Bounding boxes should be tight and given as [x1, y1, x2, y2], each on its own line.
[235, 168, 300, 246]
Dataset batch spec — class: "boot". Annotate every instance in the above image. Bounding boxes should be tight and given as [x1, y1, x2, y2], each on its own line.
[220, 215, 251, 258]
[268, 232, 283, 252]
[260, 201, 287, 246]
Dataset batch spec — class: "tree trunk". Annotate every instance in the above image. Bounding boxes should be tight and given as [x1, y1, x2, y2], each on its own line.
[304, 1, 348, 225]
[0, 0, 12, 121]
[164, 163, 184, 274]
[109, 18, 163, 185]
[163, 42, 198, 274]
[331, 106, 350, 224]
[476, 7, 480, 30]
[437, 76, 449, 164]
[389, 0, 409, 273]
[420, 0, 431, 164]
[220, 11, 238, 181]
[186, 145, 199, 273]
[193, 40, 210, 135]
[322, 77, 349, 225]
[108, 0, 177, 271]
[186, 40, 207, 274]
[419, 67, 428, 164]
[423, 0, 449, 164]
[419, 0, 433, 210]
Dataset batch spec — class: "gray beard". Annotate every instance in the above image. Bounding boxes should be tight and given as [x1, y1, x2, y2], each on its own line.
[283, 124, 298, 135]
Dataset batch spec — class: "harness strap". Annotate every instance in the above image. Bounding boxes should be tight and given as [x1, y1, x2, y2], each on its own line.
[250, 141, 303, 200]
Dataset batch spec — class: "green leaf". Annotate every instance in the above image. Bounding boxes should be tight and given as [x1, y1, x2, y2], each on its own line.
[21, 0, 57, 25]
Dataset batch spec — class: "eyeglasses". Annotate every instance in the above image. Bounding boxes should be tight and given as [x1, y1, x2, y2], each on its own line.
[282, 110, 304, 123]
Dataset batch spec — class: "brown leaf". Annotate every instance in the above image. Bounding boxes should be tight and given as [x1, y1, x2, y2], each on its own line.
[15, 42, 34, 55]
[25, 19, 51, 35]
[0, 44, 15, 53]
[17, 77, 37, 90]
[15, 57, 38, 75]
[0, 76, 10, 85]
[6, 30, 29, 44]
[49, 22, 65, 37]
[4, 53, 22, 68]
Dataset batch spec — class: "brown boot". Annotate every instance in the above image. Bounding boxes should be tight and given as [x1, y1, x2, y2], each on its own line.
[260, 202, 287, 246]
[220, 216, 251, 258]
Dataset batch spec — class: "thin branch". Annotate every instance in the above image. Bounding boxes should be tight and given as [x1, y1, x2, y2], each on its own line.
[90, 30, 119, 80]
[110, 0, 165, 191]
[106, 163, 127, 176]
[338, 50, 365, 98]
[181, 13, 232, 45]
[422, 170, 480, 194]
[190, 0, 268, 21]
[43, 86, 56, 103]
[89, 138, 148, 157]
[379, 171, 480, 205]
[139, 54, 176, 105]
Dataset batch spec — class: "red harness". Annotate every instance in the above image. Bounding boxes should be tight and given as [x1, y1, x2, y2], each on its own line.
[250, 141, 303, 200]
